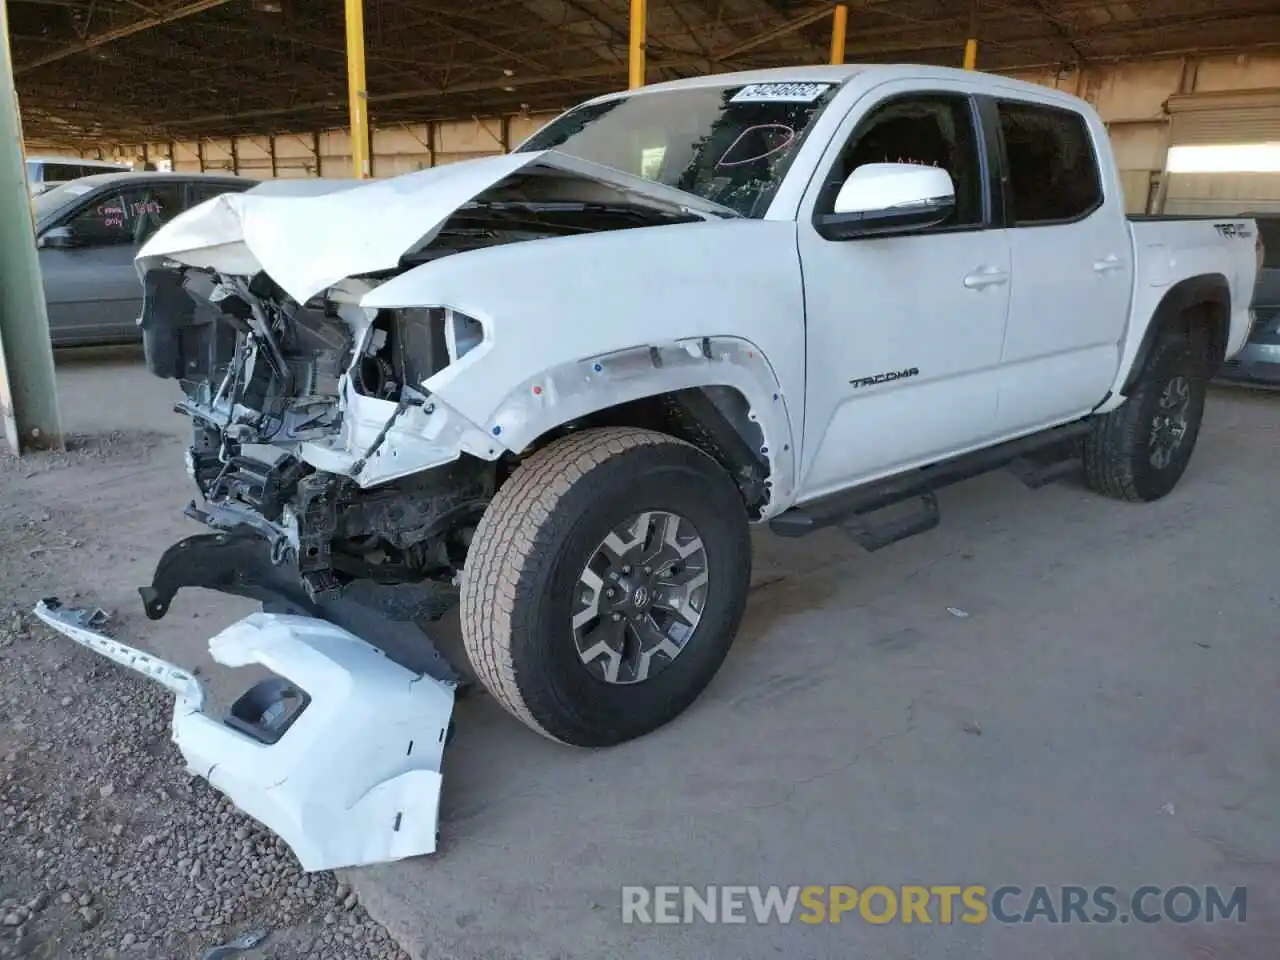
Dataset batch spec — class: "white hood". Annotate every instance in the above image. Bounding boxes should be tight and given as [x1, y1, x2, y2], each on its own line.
[135, 149, 737, 304]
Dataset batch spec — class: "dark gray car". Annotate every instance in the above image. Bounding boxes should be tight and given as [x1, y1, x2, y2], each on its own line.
[1218, 213, 1280, 387]
[33, 171, 257, 347]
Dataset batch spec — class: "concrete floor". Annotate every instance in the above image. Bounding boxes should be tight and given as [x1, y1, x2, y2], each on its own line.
[26, 351, 1280, 959]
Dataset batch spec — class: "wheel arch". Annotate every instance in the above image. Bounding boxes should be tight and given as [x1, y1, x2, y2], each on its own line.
[478, 337, 800, 520]
[1122, 273, 1230, 393]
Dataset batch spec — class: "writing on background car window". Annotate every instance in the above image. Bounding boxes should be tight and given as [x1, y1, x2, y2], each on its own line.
[97, 198, 126, 229]
[129, 199, 163, 217]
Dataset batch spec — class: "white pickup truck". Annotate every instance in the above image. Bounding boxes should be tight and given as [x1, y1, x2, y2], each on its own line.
[133, 63, 1260, 751]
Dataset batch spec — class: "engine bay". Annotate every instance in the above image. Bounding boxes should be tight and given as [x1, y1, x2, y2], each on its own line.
[137, 196, 696, 602]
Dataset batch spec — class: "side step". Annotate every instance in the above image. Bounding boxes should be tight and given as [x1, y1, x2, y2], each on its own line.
[770, 420, 1091, 545]
[841, 493, 940, 552]
[1008, 450, 1082, 489]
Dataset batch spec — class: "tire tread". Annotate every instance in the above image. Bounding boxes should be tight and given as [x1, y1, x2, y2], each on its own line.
[1083, 329, 1202, 503]
[460, 427, 695, 743]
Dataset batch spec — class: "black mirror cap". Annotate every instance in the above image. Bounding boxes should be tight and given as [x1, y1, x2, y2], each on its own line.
[815, 196, 955, 241]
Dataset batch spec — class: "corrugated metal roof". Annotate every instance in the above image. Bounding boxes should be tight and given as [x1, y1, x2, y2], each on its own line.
[9, 0, 1280, 142]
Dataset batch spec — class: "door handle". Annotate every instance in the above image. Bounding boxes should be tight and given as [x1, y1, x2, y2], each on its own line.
[962, 267, 1009, 290]
[1093, 254, 1125, 273]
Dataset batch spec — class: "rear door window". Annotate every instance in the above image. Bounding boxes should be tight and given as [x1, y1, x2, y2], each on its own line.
[997, 101, 1103, 225]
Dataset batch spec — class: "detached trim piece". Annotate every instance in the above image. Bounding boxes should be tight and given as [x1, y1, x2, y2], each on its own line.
[34, 603, 457, 873]
[35, 598, 206, 707]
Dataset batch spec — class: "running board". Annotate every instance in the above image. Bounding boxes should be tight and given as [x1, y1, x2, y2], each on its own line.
[841, 493, 940, 552]
[770, 420, 1091, 543]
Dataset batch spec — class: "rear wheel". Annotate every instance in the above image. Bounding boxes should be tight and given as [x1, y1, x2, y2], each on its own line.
[1083, 327, 1207, 502]
[460, 427, 752, 747]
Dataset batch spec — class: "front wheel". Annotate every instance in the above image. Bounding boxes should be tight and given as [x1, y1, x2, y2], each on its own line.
[1083, 327, 1208, 502]
[459, 427, 752, 747]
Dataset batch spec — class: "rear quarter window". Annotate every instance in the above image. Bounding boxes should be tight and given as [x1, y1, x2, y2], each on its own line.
[997, 100, 1103, 225]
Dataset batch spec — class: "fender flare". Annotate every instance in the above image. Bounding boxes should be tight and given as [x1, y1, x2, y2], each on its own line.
[476, 336, 801, 518]
[1122, 273, 1230, 393]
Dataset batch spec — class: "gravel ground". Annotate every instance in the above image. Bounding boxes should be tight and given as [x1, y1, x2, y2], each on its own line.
[0, 432, 410, 960]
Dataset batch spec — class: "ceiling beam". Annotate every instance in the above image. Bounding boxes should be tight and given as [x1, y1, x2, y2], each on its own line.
[164, 54, 720, 127]
[713, 4, 833, 61]
[15, 0, 236, 75]
[1020, 0, 1088, 62]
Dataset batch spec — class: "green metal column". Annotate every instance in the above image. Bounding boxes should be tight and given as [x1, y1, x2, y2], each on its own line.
[0, 1, 63, 453]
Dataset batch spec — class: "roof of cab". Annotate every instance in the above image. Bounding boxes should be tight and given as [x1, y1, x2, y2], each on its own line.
[584, 62, 1080, 105]
[637, 63, 872, 93]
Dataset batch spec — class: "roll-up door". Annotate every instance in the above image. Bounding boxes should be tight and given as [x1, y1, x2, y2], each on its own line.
[1162, 89, 1280, 215]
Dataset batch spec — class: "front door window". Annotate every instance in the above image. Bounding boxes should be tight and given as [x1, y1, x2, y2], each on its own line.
[65, 184, 184, 248]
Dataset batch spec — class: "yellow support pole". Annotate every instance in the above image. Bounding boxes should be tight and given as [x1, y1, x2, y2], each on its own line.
[628, 0, 646, 89]
[345, 0, 371, 178]
[963, 0, 979, 70]
[830, 3, 848, 65]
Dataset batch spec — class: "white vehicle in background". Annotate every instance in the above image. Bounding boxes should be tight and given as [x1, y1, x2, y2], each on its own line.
[111, 65, 1262, 756]
[25, 155, 131, 195]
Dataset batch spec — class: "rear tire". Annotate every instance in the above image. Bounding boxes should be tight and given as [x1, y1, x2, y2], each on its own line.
[1083, 327, 1207, 502]
[460, 427, 752, 747]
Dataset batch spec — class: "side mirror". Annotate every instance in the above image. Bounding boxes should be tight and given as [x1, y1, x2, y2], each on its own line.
[815, 162, 956, 241]
[38, 225, 83, 250]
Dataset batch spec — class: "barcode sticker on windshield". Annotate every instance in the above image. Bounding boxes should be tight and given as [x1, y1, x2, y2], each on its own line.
[730, 82, 832, 104]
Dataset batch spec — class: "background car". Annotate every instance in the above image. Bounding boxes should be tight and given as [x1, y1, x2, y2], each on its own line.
[1218, 212, 1280, 388]
[26, 155, 132, 196]
[33, 171, 258, 347]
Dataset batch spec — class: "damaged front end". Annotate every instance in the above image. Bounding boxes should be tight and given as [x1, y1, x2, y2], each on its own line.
[142, 264, 495, 606]
[136, 155, 714, 619]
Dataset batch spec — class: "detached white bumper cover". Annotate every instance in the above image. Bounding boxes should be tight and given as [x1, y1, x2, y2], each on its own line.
[34, 602, 456, 873]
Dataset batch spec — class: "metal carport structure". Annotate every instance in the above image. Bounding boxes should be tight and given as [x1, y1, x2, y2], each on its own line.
[10, 0, 1280, 148]
[3, 0, 1280, 454]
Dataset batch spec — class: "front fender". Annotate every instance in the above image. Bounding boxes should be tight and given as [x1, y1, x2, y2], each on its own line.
[361, 220, 808, 513]
[480, 335, 798, 515]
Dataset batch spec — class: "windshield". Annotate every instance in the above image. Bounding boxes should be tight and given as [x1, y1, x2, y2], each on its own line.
[518, 80, 842, 218]
[33, 180, 97, 222]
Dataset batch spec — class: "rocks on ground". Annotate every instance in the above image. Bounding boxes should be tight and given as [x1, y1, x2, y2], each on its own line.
[0, 606, 411, 960]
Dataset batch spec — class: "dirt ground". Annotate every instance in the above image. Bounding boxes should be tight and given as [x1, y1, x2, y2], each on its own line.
[0, 354, 408, 960]
[4, 348, 1280, 960]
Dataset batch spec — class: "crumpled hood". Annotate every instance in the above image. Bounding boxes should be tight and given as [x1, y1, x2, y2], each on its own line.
[135, 149, 736, 304]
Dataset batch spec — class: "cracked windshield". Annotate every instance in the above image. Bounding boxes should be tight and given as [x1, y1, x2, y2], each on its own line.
[518, 80, 842, 217]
